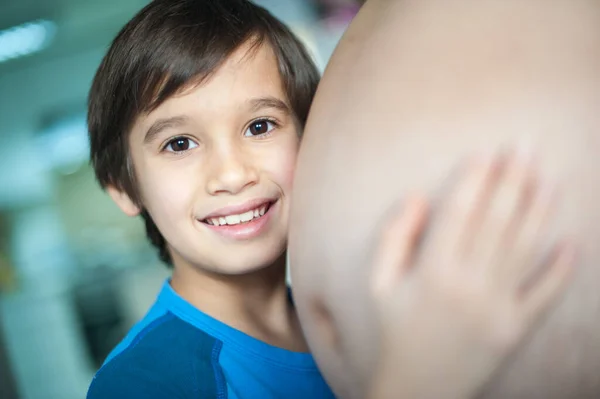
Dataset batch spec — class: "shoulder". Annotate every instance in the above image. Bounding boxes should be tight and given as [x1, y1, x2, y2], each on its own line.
[87, 312, 225, 399]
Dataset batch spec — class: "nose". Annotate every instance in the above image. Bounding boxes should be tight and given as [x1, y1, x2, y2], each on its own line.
[206, 141, 259, 195]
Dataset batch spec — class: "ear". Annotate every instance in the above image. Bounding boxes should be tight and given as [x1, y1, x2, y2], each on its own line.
[106, 185, 141, 217]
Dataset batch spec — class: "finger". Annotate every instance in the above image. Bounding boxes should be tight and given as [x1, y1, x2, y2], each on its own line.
[479, 149, 537, 269]
[504, 181, 558, 287]
[433, 151, 502, 260]
[370, 195, 429, 296]
[521, 242, 577, 326]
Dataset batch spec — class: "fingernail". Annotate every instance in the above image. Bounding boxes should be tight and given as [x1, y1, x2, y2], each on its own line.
[538, 181, 558, 203]
[561, 241, 578, 263]
[516, 141, 534, 163]
[474, 148, 497, 165]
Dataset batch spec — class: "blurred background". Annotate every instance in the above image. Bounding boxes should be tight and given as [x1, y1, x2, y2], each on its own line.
[0, 0, 362, 398]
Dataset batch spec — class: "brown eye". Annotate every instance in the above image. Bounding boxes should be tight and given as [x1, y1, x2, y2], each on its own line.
[165, 137, 197, 153]
[244, 119, 275, 137]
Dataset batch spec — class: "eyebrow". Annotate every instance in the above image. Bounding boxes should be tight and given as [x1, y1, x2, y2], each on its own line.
[144, 115, 190, 144]
[142, 97, 289, 144]
[247, 96, 291, 114]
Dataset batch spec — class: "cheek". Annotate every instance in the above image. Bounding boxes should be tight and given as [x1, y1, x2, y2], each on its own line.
[265, 137, 299, 191]
[138, 163, 197, 221]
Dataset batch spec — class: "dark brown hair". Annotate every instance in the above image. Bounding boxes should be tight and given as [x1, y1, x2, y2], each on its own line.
[88, 0, 320, 265]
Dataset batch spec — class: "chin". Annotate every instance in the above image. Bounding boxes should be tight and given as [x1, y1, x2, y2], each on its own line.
[214, 248, 286, 276]
[170, 234, 287, 276]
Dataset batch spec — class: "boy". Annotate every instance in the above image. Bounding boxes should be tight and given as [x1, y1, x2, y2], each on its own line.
[86, 1, 329, 397]
[87, 0, 574, 398]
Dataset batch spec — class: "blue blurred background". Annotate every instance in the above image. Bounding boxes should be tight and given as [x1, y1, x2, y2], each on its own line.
[0, 1, 361, 398]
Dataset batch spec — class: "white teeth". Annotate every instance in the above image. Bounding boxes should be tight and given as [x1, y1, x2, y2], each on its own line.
[240, 210, 254, 222]
[206, 203, 271, 226]
[225, 214, 241, 225]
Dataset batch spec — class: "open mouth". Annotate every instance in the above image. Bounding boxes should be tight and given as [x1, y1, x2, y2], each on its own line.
[201, 201, 275, 227]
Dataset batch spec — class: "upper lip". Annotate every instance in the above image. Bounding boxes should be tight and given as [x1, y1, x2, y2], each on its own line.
[201, 198, 275, 220]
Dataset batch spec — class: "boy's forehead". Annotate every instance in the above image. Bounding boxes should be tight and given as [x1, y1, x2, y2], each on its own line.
[130, 42, 288, 136]
[191, 42, 281, 94]
[207, 42, 285, 96]
[224, 41, 280, 75]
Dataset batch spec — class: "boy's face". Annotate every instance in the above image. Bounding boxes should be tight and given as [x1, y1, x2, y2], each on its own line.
[110, 42, 299, 274]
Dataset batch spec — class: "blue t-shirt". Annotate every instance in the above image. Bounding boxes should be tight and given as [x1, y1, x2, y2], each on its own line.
[87, 280, 335, 399]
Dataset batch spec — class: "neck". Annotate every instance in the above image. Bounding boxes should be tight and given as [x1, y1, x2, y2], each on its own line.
[170, 251, 307, 351]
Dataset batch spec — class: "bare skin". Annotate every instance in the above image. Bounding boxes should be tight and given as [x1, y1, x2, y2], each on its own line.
[289, 1, 600, 398]
[367, 150, 575, 399]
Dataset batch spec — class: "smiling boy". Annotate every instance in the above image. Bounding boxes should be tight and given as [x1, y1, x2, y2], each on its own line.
[86, 0, 331, 397]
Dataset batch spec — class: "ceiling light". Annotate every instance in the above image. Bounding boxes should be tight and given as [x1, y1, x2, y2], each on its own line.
[0, 19, 56, 64]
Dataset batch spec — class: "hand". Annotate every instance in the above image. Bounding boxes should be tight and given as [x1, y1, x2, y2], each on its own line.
[368, 149, 576, 399]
